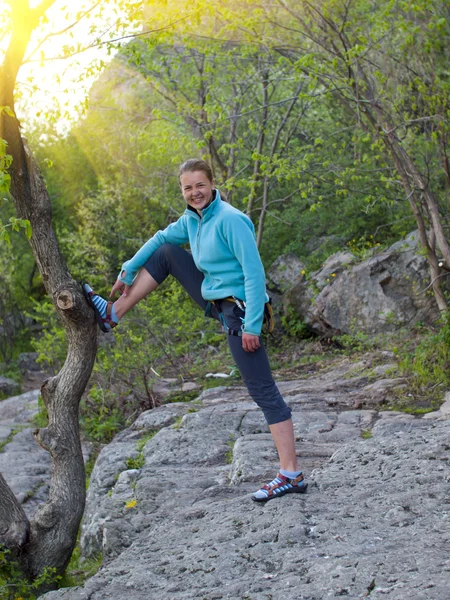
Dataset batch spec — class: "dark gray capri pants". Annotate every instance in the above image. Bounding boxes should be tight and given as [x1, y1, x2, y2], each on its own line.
[143, 243, 292, 426]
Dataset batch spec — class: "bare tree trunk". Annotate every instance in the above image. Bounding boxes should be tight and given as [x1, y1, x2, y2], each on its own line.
[225, 88, 242, 205]
[372, 111, 450, 268]
[0, 0, 98, 586]
[0, 473, 30, 554]
[256, 81, 304, 246]
[247, 67, 269, 218]
[356, 87, 450, 311]
[256, 175, 269, 247]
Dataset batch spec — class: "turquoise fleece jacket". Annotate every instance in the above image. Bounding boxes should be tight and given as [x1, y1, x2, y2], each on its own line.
[119, 191, 268, 336]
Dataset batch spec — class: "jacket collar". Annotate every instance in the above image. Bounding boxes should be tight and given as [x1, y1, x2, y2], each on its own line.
[185, 189, 221, 220]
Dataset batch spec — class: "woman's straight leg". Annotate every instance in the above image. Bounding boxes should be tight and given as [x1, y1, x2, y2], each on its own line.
[226, 334, 298, 471]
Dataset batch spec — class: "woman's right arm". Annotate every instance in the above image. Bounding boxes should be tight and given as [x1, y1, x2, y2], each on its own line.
[117, 217, 189, 286]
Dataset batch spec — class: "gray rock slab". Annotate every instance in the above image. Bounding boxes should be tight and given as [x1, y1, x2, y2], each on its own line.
[0, 389, 40, 422]
[41, 417, 450, 600]
[0, 389, 92, 517]
[0, 390, 51, 515]
[0, 358, 444, 600]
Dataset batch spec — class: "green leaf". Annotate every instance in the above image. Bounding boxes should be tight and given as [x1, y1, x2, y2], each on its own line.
[0, 106, 15, 117]
[0, 228, 10, 245]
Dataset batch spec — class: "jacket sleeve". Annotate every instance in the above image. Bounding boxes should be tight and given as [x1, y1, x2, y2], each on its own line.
[119, 217, 189, 285]
[222, 214, 267, 336]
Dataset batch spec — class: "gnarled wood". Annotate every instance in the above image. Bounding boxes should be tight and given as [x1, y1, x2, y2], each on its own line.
[0, 473, 30, 551]
[0, 0, 98, 586]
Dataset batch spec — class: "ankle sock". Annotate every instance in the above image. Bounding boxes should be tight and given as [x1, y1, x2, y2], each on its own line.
[84, 283, 118, 330]
[252, 475, 284, 501]
[280, 469, 302, 479]
[252, 470, 305, 501]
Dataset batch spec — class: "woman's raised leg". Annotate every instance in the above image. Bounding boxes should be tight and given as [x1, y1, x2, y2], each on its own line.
[113, 269, 159, 320]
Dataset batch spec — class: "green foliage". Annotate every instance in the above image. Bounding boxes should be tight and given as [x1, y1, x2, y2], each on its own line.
[29, 274, 232, 445]
[346, 235, 382, 260]
[172, 416, 184, 429]
[0, 200, 37, 366]
[225, 435, 236, 464]
[81, 385, 126, 444]
[396, 405, 435, 416]
[0, 361, 21, 385]
[30, 300, 67, 374]
[89, 278, 226, 413]
[122, 431, 157, 473]
[120, 33, 411, 264]
[281, 306, 312, 339]
[0, 137, 12, 196]
[399, 312, 450, 398]
[164, 390, 200, 404]
[335, 324, 376, 355]
[84, 449, 100, 490]
[125, 454, 145, 470]
[136, 430, 157, 452]
[30, 279, 228, 445]
[0, 548, 60, 600]
[0, 217, 32, 246]
[0, 427, 24, 453]
[58, 547, 102, 590]
[31, 395, 48, 429]
[63, 179, 181, 289]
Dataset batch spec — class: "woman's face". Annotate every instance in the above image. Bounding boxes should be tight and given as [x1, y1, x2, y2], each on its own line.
[180, 170, 215, 213]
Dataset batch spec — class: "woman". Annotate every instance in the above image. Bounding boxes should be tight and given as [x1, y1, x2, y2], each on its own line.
[83, 159, 307, 502]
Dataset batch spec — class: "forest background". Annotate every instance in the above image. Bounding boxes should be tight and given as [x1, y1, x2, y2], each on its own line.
[2, 0, 450, 443]
[1, 0, 450, 594]
[0, 0, 450, 441]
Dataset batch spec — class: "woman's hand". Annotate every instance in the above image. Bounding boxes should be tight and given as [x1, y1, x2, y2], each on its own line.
[242, 332, 260, 352]
[110, 271, 131, 298]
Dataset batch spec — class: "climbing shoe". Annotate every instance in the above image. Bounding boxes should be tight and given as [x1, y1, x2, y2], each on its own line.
[252, 472, 307, 502]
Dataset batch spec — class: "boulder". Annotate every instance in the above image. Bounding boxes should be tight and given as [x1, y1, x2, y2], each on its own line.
[311, 250, 356, 291]
[17, 352, 41, 373]
[285, 232, 439, 336]
[0, 377, 20, 397]
[266, 253, 306, 293]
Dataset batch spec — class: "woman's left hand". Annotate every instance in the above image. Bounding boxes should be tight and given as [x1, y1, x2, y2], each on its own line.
[242, 333, 260, 352]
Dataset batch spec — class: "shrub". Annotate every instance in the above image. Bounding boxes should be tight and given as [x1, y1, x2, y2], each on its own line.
[399, 311, 450, 400]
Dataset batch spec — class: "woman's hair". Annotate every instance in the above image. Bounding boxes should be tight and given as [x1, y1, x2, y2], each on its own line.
[178, 159, 214, 183]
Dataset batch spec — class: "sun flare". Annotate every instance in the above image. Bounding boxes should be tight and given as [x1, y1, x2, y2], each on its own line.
[1, 0, 141, 129]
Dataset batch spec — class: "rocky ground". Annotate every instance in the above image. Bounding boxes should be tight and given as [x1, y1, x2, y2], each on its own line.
[1, 354, 449, 600]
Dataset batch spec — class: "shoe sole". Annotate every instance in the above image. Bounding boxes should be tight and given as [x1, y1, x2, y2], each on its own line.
[252, 482, 308, 503]
[82, 282, 109, 333]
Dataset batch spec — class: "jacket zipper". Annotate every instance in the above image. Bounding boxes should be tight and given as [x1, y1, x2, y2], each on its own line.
[196, 217, 202, 262]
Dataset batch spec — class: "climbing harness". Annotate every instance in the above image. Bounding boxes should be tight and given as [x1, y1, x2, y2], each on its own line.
[205, 296, 275, 336]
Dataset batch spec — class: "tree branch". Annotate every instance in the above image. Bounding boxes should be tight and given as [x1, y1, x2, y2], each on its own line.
[0, 472, 30, 553]
[24, 1, 102, 63]
[32, 0, 58, 21]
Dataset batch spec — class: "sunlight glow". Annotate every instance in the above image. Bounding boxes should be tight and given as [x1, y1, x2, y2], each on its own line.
[1, 0, 143, 132]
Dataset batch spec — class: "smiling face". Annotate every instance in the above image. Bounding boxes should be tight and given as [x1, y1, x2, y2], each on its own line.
[180, 170, 215, 213]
